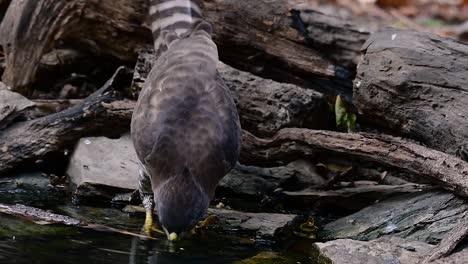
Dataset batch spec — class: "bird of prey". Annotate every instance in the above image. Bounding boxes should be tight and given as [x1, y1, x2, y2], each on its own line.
[131, 0, 242, 240]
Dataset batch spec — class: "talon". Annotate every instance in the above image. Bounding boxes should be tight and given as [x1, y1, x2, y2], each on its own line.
[299, 216, 318, 233]
[142, 210, 165, 236]
[294, 216, 318, 239]
[197, 215, 219, 229]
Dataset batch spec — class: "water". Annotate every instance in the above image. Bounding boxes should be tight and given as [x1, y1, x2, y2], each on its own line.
[0, 173, 320, 264]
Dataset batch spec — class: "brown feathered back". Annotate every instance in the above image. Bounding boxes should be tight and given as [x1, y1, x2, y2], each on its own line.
[131, 21, 241, 232]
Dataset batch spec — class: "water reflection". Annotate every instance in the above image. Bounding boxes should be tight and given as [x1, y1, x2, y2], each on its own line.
[0, 172, 315, 264]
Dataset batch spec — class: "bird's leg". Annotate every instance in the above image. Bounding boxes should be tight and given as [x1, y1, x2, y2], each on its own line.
[141, 195, 159, 236]
[138, 163, 163, 236]
[194, 215, 219, 233]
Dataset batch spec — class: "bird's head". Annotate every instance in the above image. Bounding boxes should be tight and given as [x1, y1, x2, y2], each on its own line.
[153, 170, 210, 240]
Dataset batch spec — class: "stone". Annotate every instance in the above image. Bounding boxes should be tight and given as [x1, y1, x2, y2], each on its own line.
[218, 160, 326, 198]
[316, 237, 468, 264]
[209, 208, 299, 240]
[66, 134, 139, 202]
[315, 237, 433, 264]
[319, 191, 468, 244]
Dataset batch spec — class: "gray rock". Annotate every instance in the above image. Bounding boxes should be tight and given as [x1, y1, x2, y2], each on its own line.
[319, 191, 468, 244]
[315, 237, 433, 264]
[283, 183, 429, 212]
[66, 134, 139, 202]
[219, 164, 292, 197]
[207, 208, 299, 239]
[316, 238, 468, 264]
[219, 160, 326, 197]
[120, 205, 299, 240]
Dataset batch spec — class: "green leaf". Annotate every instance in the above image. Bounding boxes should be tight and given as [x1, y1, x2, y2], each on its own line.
[335, 96, 357, 132]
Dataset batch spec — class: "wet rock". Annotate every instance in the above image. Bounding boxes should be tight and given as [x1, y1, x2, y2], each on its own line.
[207, 208, 300, 240]
[282, 183, 429, 213]
[233, 251, 309, 264]
[58, 205, 143, 230]
[319, 191, 468, 244]
[111, 191, 140, 207]
[218, 164, 286, 197]
[66, 134, 139, 203]
[218, 160, 326, 198]
[121, 204, 300, 240]
[315, 237, 433, 264]
[0, 172, 65, 208]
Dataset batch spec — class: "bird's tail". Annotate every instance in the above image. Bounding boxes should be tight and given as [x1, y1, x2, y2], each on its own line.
[148, 0, 204, 56]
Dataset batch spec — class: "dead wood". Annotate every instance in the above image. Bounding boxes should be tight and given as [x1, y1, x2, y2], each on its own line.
[354, 28, 468, 159]
[28, 99, 83, 118]
[0, 0, 368, 97]
[2, 83, 468, 200]
[0, 67, 134, 173]
[241, 129, 468, 198]
[422, 212, 468, 263]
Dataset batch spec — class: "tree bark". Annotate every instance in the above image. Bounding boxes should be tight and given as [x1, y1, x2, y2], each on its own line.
[0, 0, 368, 98]
[354, 28, 468, 159]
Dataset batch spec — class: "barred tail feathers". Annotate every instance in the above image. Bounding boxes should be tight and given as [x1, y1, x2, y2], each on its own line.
[149, 0, 203, 55]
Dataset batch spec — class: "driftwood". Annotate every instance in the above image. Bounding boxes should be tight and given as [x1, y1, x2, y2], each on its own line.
[133, 50, 333, 137]
[354, 29, 468, 158]
[0, 67, 134, 173]
[0, 0, 368, 98]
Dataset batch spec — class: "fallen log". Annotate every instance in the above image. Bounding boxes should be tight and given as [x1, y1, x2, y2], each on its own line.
[240, 129, 468, 198]
[354, 28, 468, 159]
[0, 67, 134, 173]
[0, 0, 368, 97]
[2, 81, 468, 200]
[133, 50, 333, 136]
